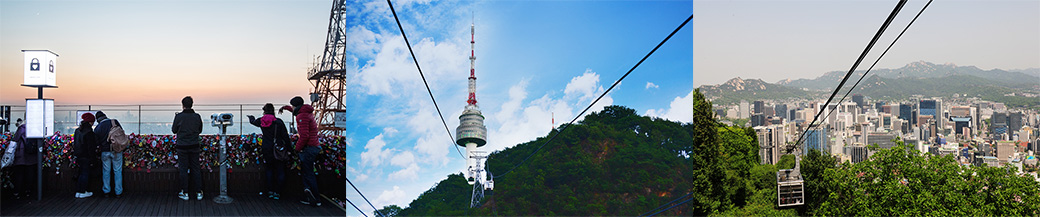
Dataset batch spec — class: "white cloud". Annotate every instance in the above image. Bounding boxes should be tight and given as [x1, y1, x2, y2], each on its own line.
[374, 186, 409, 211]
[564, 69, 601, 102]
[646, 81, 659, 89]
[646, 90, 693, 123]
[486, 70, 614, 152]
[355, 173, 370, 183]
[388, 163, 420, 181]
[360, 133, 394, 167]
[408, 106, 454, 166]
[390, 151, 415, 167]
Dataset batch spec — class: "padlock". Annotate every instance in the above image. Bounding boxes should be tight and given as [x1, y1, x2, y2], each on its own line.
[30, 58, 40, 71]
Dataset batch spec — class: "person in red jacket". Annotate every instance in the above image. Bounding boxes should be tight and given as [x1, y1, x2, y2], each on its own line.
[281, 96, 322, 207]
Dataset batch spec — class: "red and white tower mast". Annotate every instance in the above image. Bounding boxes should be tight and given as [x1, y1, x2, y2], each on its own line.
[456, 21, 491, 208]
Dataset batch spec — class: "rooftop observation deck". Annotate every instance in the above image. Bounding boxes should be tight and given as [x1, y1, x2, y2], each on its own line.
[1, 191, 345, 216]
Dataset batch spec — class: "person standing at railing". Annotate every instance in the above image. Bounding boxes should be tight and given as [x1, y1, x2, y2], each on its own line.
[74, 113, 99, 198]
[172, 96, 204, 201]
[247, 103, 291, 200]
[10, 117, 35, 200]
[94, 111, 124, 198]
[281, 96, 321, 207]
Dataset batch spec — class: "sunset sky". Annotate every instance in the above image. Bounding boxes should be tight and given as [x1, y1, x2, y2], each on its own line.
[1, 0, 328, 105]
[2, 0, 693, 215]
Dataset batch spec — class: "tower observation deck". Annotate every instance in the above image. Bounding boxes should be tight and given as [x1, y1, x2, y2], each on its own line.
[455, 22, 487, 150]
[456, 22, 489, 194]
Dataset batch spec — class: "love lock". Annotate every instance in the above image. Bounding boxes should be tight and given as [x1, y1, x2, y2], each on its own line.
[30, 58, 40, 71]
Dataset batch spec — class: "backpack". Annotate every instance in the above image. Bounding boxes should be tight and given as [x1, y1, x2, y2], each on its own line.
[273, 120, 292, 161]
[108, 120, 130, 152]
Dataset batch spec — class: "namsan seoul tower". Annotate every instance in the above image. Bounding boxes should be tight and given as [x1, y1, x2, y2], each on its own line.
[456, 21, 489, 188]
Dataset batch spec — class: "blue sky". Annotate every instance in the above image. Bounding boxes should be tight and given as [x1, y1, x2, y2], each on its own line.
[1, 0, 692, 214]
[338, 0, 691, 214]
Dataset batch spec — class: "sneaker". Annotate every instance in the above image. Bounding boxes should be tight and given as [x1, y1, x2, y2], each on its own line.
[306, 189, 318, 202]
[196, 192, 204, 200]
[75, 192, 93, 198]
[300, 199, 313, 205]
[178, 191, 189, 200]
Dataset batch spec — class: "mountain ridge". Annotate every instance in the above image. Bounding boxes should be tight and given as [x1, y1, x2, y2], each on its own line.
[782, 61, 1038, 90]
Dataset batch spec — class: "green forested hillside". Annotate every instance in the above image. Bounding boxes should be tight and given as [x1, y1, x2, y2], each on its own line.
[382, 89, 1039, 216]
[384, 105, 695, 216]
[383, 90, 800, 216]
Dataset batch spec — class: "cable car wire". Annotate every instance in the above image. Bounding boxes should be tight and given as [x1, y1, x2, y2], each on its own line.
[640, 192, 690, 215]
[345, 197, 370, 217]
[793, 0, 907, 148]
[492, 14, 693, 178]
[644, 197, 694, 217]
[348, 177, 386, 217]
[387, 0, 466, 159]
[814, 0, 933, 133]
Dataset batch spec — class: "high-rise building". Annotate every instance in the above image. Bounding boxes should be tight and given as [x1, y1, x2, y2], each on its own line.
[739, 100, 750, 119]
[1009, 112, 1023, 132]
[753, 100, 765, 114]
[919, 99, 937, 118]
[867, 132, 898, 151]
[951, 106, 971, 117]
[803, 128, 828, 155]
[992, 112, 1009, 135]
[995, 141, 1015, 164]
[843, 144, 868, 163]
[899, 103, 914, 125]
[755, 125, 784, 165]
[751, 114, 767, 127]
[952, 117, 972, 135]
[775, 104, 789, 120]
[852, 94, 865, 107]
[875, 101, 886, 112]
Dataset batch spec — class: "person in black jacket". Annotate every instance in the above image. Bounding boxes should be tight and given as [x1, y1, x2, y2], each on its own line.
[74, 113, 99, 198]
[94, 111, 124, 198]
[172, 96, 204, 201]
[247, 103, 291, 200]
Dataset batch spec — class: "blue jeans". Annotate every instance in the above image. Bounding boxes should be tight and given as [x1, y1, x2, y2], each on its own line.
[299, 146, 320, 194]
[101, 152, 123, 195]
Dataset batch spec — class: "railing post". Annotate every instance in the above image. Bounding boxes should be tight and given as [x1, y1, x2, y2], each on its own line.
[138, 105, 142, 134]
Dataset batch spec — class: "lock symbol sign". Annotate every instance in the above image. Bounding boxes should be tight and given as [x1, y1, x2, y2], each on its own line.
[49, 60, 54, 72]
[30, 58, 40, 71]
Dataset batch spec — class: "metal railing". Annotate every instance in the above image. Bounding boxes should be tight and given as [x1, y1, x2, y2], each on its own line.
[0, 103, 296, 135]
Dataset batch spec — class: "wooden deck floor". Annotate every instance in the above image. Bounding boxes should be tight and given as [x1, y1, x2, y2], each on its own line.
[1, 191, 346, 216]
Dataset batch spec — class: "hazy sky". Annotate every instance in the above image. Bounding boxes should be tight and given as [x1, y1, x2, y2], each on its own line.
[693, 0, 1040, 86]
[337, 1, 691, 215]
[1, 0, 329, 105]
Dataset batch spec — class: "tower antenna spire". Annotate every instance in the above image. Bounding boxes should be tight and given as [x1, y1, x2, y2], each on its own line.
[457, 16, 491, 208]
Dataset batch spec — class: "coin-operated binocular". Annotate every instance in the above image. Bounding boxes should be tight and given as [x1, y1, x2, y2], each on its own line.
[211, 113, 234, 127]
